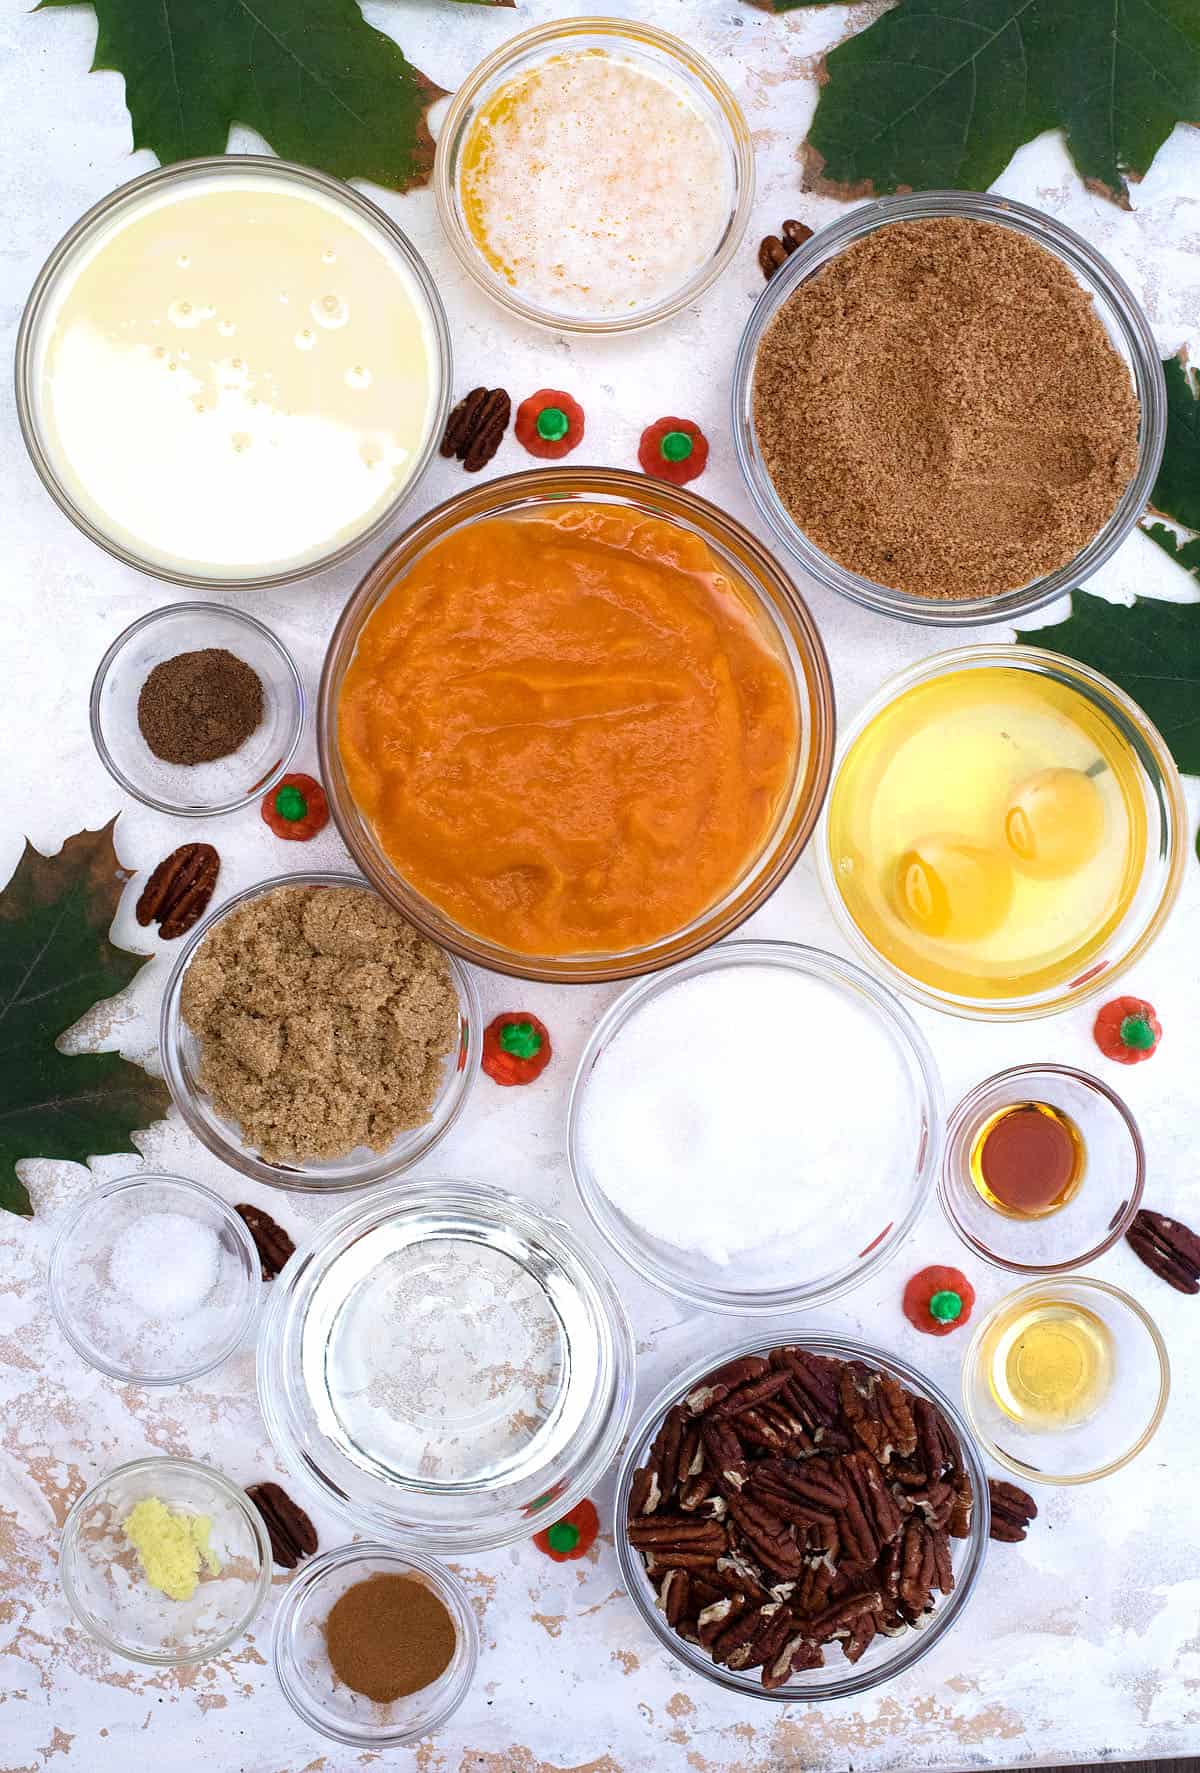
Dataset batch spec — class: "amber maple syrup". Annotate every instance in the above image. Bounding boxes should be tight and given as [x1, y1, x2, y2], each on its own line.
[969, 1100, 1085, 1220]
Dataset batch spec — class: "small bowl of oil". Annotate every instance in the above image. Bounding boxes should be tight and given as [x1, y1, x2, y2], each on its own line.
[962, 1277, 1169, 1485]
[941, 1063, 1144, 1275]
[819, 645, 1187, 1019]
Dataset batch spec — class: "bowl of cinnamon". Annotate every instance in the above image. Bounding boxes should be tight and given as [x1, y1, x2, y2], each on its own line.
[733, 191, 1165, 626]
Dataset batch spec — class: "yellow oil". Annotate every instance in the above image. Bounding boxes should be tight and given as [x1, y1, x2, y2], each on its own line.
[984, 1296, 1115, 1430]
[827, 666, 1148, 1000]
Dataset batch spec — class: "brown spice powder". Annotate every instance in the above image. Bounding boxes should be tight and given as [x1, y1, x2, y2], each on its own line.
[752, 217, 1141, 601]
[325, 1574, 457, 1704]
[137, 648, 263, 764]
[179, 885, 459, 1164]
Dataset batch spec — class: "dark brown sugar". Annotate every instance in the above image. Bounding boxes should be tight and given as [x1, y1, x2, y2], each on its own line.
[752, 217, 1141, 602]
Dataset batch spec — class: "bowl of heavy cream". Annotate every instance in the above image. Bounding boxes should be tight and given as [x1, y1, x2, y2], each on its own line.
[17, 157, 450, 587]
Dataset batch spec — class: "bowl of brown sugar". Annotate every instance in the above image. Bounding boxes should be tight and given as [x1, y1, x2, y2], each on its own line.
[733, 192, 1165, 625]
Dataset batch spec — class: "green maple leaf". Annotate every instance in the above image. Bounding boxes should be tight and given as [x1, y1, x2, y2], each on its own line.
[0, 820, 170, 1218]
[802, 0, 1200, 207]
[1151, 354, 1200, 532]
[1016, 592, 1200, 776]
[36, 0, 457, 191]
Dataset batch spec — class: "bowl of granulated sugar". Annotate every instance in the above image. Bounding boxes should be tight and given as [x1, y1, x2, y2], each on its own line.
[567, 941, 943, 1312]
[733, 191, 1164, 627]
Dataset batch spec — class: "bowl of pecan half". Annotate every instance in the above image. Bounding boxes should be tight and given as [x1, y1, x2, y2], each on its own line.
[617, 1335, 990, 1700]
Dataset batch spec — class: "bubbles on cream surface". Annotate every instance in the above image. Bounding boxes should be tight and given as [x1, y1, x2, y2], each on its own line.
[35, 174, 438, 577]
[460, 49, 734, 317]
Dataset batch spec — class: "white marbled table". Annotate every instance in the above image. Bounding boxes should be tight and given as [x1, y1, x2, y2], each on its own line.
[2, 1, 1198, 1769]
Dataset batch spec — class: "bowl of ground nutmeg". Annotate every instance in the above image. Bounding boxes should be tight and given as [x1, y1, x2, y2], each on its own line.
[735, 192, 1165, 624]
[272, 1544, 478, 1746]
[160, 873, 480, 1190]
[90, 603, 304, 814]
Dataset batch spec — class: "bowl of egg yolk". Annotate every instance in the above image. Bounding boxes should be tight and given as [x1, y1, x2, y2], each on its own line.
[819, 645, 1186, 1019]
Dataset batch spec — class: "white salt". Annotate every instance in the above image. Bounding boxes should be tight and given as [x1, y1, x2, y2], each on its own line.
[577, 964, 916, 1276]
[108, 1211, 221, 1319]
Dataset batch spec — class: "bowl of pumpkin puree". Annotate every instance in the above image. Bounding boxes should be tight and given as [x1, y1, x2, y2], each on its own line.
[321, 470, 835, 982]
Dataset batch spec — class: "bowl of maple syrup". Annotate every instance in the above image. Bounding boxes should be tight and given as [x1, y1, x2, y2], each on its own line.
[940, 1062, 1144, 1274]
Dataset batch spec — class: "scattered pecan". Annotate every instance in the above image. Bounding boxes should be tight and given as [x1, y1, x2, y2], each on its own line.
[245, 1481, 317, 1569]
[758, 218, 815, 280]
[1127, 1208, 1200, 1295]
[988, 1478, 1038, 1544]
[440, 386, 511, 472]
[627, 1346, 972, 1690]
[234, 1202, 295, 1280]
[136, 843, 219, 940]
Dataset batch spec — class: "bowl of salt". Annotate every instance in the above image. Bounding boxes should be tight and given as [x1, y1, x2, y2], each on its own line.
[49, 1173, 261, 1385]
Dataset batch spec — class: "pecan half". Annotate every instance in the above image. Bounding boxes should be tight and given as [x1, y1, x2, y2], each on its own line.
[246, 1481, 317, 1569]
[1127, 1208, 1200, 1295]
[988, 1478, 1038, 1543]
[758, 218, 814, 280]
[136, 843, 219, 940]
[440, 387, 511, 472]
[234, 1203, 295, 1280]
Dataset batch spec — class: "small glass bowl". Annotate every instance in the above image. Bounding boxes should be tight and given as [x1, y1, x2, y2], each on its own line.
[272, 1544, 479, 1746]
[732, 191, 1165, 627]
[60, 1457, 271, 1665]
[17, 157, 451, 589]
[90, 603, 303, 816]
[568, 941, 942, 1314]
[257, 1180, 636, 1553]
[160, 872, 480, 1192]
[49, 1174, 260, 1385]
[941, 1064, 1144, 1274]
[318, 468, 835, 984]
[818, 645, 1187, 1020]
[962, 1277, 1169, 1486]
[615, 1335, 990, 1702]
[434, 18, 754, 333]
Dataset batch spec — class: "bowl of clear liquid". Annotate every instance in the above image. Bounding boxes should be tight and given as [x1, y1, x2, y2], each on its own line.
[256, 1180, 636, 1552]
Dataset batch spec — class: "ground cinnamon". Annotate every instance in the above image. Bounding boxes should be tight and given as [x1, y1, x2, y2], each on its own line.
[324, 1574, 457, 1703]
[137, 647, 263, 764]
[752, 216, 1140, 601]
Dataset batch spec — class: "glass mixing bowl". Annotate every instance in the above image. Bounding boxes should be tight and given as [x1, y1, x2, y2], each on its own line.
[318, 468, 835, 984]
[160, 872, 480, 1191]
[568, 941, 943, 1313]
[732, 191, 1165, 627]
[434, 17, 754, 334]
[257, 1181, 636, 1553]
[818, 645, 1186, 1019]
[615, 1335, 990, 1702]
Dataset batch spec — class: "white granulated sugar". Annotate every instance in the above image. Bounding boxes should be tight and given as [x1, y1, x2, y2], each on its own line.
[578, 966, 913, 1274]
[108, 1211, 221, 1319]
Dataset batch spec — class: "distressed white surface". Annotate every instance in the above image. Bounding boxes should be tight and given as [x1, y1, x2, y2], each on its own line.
[2, 1, 1199, 1769]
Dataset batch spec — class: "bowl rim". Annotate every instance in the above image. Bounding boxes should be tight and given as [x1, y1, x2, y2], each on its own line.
[317, 465, 837, 983]
[48, 1171, 262, 1385]
[270, 1541, 480, 1746]
[939, 1062, 1146, 1275]
[15, 154, 452, 589]
[961, 1276, 1170, 1485]
[159, 870, 481, 1191]
[614, 1332, 991, 1702]
[567, 939, 944, 1313]
[731, 189, 1167, 628]
[256, 1177, 637, 1553]
[59, 1455, 272, 1666]
[89, 601, 305, 816]
[817, 642, 1188, 1020]
[432, 15, 755, 335]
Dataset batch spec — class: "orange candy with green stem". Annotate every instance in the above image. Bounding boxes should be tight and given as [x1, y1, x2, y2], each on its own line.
[533, 1499, 599, 1562]
[903, 1265, 975, 1336]
[639, 417, 708, 486]
[1094, 995, 1161, 1064]
[515, 390, 585, 460]
[261, 773, 329, 841]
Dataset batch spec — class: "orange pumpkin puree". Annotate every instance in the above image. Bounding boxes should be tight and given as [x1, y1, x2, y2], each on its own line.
[337, 504, 799, 956]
